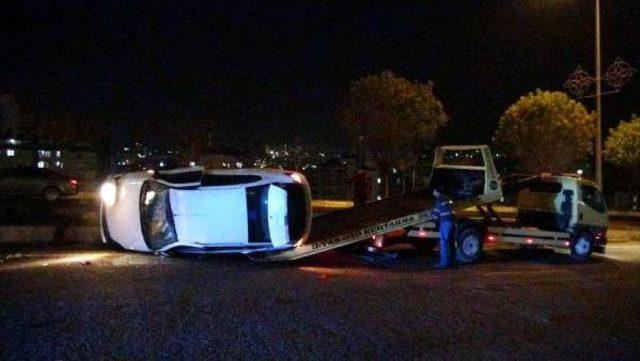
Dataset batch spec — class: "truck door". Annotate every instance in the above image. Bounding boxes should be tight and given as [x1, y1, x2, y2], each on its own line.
[578, 184, 608, 228]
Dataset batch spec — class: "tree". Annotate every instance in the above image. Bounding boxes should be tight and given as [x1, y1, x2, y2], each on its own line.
[339, 71, 448, 196]
[606, 114, 640, 189]
[493, 89, 594, 174]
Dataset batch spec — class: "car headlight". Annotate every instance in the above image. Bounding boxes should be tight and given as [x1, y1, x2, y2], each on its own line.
[100, 181, 117, 207]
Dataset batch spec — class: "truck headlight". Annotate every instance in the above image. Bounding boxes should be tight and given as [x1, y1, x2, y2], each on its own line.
[100, 181, 117, 207]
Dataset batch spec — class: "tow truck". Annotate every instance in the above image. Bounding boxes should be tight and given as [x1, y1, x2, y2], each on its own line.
[406, 172, 608, 262]
[250, 145, 607, 262]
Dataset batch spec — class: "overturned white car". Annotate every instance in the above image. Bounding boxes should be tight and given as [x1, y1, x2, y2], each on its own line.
[99, 167, 312, 254]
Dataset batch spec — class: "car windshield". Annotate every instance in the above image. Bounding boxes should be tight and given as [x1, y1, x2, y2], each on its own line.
[139, 181, 179, 250]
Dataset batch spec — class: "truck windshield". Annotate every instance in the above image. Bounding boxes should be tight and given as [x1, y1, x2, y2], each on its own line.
[581, 185, 606, 213]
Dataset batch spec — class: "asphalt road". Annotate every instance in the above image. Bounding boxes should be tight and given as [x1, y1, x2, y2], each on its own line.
[1, 243, 639, 360]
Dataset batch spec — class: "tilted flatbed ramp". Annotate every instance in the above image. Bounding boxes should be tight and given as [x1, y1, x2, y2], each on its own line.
[248, 190, 433, 261]
[248, 145, 503, 262]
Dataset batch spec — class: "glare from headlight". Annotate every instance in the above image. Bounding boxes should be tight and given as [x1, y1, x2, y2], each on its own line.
[100, 182, 117, 207]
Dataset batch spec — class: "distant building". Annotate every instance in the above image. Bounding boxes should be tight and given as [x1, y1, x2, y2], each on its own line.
[0, 138, 98, 188]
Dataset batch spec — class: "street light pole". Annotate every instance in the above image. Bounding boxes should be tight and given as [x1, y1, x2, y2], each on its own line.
[594, 0, 602, 188]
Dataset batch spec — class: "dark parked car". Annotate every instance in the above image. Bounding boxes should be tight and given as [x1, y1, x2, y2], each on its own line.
[0, 167, 78, 201]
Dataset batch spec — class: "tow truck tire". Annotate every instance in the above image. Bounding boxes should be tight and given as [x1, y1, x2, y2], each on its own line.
[570, 231, 594, 262]
[455, 226, 483, 264]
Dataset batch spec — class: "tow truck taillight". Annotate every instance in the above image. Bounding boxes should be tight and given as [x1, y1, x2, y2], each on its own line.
[371, 235, 385, 248]
[70, 179, 78, 186]
[418, 227, 427, 238]
[486, 234, 497, 242]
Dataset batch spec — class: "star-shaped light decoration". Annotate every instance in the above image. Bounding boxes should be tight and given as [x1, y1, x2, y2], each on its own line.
[604, 57, 637, 91]
[563, 66, 594, 98]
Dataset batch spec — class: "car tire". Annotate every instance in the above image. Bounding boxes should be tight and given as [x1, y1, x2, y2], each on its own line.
[570, 231, 594, 262]
[43, 187, 61, 202]
[455, 226, 484, 264]
[100, 203, 120, 249]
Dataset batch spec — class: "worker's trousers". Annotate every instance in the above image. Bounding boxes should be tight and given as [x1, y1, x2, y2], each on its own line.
[439, 221, 454, 266]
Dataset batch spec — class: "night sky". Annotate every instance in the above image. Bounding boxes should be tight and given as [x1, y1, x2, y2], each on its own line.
[2, 1, 639, 149]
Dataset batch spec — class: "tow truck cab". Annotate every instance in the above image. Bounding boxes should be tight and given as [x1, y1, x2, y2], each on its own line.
[516, 174, 608, 253]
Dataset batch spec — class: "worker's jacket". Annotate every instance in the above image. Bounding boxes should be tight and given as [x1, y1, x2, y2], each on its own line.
[432, 194, 454, 224]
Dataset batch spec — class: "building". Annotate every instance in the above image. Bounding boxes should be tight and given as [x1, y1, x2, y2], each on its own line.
[0, 138, 98, 188]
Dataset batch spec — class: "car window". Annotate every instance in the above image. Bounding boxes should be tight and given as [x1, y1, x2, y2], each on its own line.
[158, 169, 203, 184]
[246, 184, 271, 243]
[202, 174, 262, 186]
[43, 170, 64, 179]
[581, 185, 606, 213]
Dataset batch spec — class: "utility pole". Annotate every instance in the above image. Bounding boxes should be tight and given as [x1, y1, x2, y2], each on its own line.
[564, 1, 636, 190]
[594, 0, 602, 188]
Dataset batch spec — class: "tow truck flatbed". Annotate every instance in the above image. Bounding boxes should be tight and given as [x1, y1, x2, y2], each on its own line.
[248, 145, 503, 261]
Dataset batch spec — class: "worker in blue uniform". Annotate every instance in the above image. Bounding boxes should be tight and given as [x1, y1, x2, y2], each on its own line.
[430, 187, 455, 269]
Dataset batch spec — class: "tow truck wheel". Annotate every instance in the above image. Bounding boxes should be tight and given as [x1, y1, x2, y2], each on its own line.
[571, 232, 594, 261]
[455, 226, 483, 264]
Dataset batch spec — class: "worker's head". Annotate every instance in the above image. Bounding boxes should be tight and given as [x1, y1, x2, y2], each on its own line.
[432, 187, 442, 198]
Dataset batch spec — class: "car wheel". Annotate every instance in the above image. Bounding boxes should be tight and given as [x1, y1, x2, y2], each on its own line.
[43, 187, 61, 202]
[100, 203, 120, 249]
[571, 232, 593, 262]
[455, 226, 483, 264]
